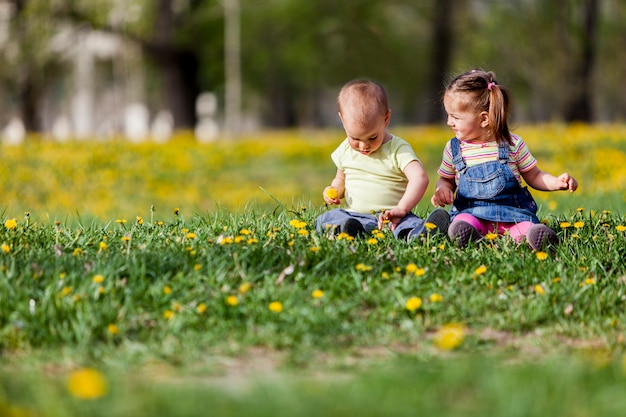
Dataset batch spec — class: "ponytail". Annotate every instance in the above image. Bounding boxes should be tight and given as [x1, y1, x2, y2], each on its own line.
[445, 69, 512, 145]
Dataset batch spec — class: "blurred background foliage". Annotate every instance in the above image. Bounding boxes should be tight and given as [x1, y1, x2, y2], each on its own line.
[0, 0, 624, 138]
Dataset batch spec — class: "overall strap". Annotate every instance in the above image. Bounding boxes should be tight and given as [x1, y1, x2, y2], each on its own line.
[498, 141, 509, 164]
[450, 137, 467, 172]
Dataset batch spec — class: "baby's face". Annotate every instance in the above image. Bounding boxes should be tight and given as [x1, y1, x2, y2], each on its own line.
[340, 112, 390, 156]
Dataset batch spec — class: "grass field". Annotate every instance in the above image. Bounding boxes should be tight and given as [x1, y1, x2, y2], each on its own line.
[2, 124, 626, 416]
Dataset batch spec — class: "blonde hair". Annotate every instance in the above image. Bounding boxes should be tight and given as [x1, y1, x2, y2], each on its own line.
[445, 69, 512, 145]
[337, 79, 389, 125]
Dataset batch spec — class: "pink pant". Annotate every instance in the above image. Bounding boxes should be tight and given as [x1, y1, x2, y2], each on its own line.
[453, 213, 533, 242]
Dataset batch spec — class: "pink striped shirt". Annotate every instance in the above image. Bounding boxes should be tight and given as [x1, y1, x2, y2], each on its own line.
[437, 134, 537, 185]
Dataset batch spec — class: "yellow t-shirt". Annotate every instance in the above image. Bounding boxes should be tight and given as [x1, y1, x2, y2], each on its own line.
[331, 135, 420, 214]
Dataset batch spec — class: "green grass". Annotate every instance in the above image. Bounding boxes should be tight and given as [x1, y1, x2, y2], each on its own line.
[1, 200, 626, 415]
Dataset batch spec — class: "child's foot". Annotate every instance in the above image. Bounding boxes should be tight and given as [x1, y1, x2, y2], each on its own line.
[448, 220, 481, 247]
[340, 218, 366, 237]
[526, 224, 559, 251]
[407, 208, 450, 240]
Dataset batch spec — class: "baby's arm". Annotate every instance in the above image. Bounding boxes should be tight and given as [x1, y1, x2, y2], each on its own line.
[381, 160, 429, 230]
[521, 166, 578, 192]
[323, 168, 345, 205]
[431, 177, 456, 207]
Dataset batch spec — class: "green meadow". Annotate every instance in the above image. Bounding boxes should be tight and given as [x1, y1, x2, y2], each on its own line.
[2, 124, 626, 416]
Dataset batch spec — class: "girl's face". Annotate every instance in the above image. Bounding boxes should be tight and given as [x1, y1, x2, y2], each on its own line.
[340, 111, 390, 156]
[443, 93, 490, 143]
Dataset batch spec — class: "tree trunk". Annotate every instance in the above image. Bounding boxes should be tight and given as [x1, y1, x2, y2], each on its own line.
[564, 0, 599, 122]
[421, 0, 454, 124]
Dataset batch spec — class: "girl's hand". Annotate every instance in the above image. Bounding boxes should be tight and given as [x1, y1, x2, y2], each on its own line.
[431, 187, 454, 207]
[555, 173, 578, 192]
[323, 186, 341, 205]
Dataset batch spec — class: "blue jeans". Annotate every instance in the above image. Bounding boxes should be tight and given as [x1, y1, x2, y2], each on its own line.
[315, 209, 424, 239]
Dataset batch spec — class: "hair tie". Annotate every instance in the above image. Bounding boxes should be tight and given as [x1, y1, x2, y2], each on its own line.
[487, 82, 496, 91]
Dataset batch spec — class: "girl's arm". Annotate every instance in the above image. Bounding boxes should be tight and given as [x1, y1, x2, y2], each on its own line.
[381, 160, 429, 230]
[431, 177, 456, 207]
[322, 169, 345, 205]
[521, 166, 578, 192]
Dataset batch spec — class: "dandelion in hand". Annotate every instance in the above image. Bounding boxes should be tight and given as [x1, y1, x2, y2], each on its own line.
[324, 187, 338, 200]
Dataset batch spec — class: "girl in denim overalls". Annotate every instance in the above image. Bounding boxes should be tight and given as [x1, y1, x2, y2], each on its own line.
[431, 69, 578, 250]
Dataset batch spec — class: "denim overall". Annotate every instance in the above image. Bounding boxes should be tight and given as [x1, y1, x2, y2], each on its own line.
[449, 137, 539, 224]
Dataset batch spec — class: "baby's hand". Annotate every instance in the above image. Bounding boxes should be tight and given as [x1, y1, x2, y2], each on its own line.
[555, 173, 578, 192]
[378, 207, 407, 231]
[323, 186, 341, 205]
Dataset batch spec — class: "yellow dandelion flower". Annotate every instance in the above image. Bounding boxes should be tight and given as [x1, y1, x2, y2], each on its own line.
[219, 236, 234, 245]
[381, 271, 390, 279]
[92, 274, 105, 284]
[312, 289, 324, 299]
[163, 286, 172, 295]
[438, 243, 445, 250]
[186, 232, 197, 239]
[414, 268, 426, 277]
[424, 222, 437, 231]
[99, 241, 108, 251]
[98, 286, 105, 294]
[405, 296, 422, 312]
[136, 216, 143, 225]
[268, 301, 283, 313]
[337, 232, 354, 241]
[289, 219, 307, 229]
[172, 301, 182, 312]
[552, 277, 561, 283]
[173, 207, 180, 215]
[73, 248, 83, 257]
[234, 235, 245, 243]
[429, 293, 443, 303]
[121, 236, 130, 243]
[484, 232, 498, 241]
[560, 222, 571, 229]
[196, 303, 207, 314]
[474, 265, 487, 276]
[297, 229, 309, 236]
[355, 263, 372, 271]
[576, 207, 585, 212]
[239, 228, 252, 235]
[239, 282, 251, 294]
[309, 246, 319, 252]
[574, 221, 585, 229]
[535, 251, 548, 260]
[247, 238, 258, 244]
[1, 243, 10, 253]
[616, 225, 626, 232]
[534, 284, 545, 295]
[405, 263, 418, 274]
[67, 368, 107, 399]
[433, 323, 465, 350]
[4, 218, 17, 230]
[194, 263, 202, 271]
[585, 277, 595, 285]
[163, 310, 174, 320]
[226, 295, 239, 306]
[367, 237, 378, 245]
[107, 324, 119, 335]
[62, 286, 72, 296]
[324, 187, 338, 199]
